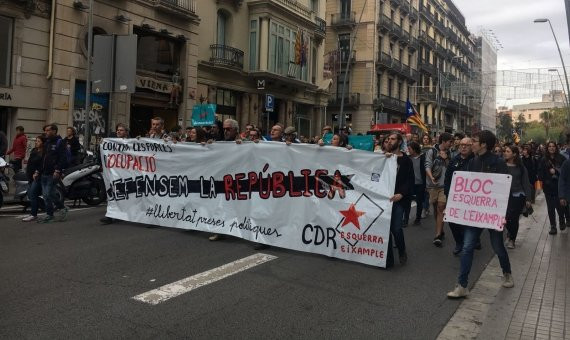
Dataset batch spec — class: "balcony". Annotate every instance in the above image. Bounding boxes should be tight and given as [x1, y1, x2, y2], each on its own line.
[328, 93, 361, 107]
[418, 88, 436, 102]
[390, 0, 401, 7]
[331, 12, 356, 28]
[153, 0, 197, 19]
[434, 19, 445, 33]
[419, 31, 435, 49]
[408, 36, 419, 51]
[269, 0, 313, 21]
[420, 5, 434, 23]
[340, 50, 356, 64]
[377, 95, 406, 112]
[409, 8, 418, 22]
[377, 52, 393, 69]
[315, 17, 326, 37]
[378, 14, 392, 33]
[209, 44, 244, 70]
[443, 71, 457, 82]
[399, 29, 410, 44]
[400, 3, 409, 15]
[445, 98, 460, 110]
[435, 43, 446, 56]
[390, 24, 403, 39]
[418, 60, 436, 74]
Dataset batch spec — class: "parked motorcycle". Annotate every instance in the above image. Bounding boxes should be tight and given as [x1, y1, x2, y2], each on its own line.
[0, 157, 8, 208]
[58, 151, 106, 206]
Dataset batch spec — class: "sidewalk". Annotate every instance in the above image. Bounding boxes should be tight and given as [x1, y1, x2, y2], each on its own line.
[437, 194, 570, 340]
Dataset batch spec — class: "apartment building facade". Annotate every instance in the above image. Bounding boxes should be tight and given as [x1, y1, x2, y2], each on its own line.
[1, 0, 199, 143]
[324, 0, 480, 135]
[195, 0, 328, 138]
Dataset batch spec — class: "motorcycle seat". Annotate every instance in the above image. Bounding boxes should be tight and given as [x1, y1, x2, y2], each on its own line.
[63, 162, 97, 176]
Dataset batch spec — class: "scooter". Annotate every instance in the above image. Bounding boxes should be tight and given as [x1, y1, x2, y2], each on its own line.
[13, 167, 65, 212]
[58, 151, 106, 206]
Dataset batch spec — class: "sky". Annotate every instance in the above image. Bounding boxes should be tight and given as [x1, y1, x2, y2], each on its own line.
[453, 0, 570, 106]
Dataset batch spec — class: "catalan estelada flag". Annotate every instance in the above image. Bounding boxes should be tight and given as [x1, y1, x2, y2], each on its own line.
[405, 99, 428, 133]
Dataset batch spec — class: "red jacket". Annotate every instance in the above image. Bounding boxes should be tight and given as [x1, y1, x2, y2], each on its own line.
[7, 133, 27, 160]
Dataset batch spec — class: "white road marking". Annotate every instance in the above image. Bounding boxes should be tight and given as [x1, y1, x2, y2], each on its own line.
[132, 253, 277, 305]
[0, 206, 100, 219]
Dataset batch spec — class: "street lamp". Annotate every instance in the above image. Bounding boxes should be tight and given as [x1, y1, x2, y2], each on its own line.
[535, 18, 570, 125]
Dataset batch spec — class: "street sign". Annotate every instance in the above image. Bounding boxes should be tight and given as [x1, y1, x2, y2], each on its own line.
[265, 94, 274, 112]
[257, 79, 265, 90]
[333, 113, 352, 122]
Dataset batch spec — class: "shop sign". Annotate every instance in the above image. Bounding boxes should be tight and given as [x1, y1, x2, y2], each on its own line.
[0, 92, 12, 101]
[136, 75, 173, 94]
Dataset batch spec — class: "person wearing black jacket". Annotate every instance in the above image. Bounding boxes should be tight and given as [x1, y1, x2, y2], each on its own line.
[38, 124, 69, 223]
[537, 141, 568, 234]
[385, 132, 414, 267]
[444, 137, 475, 256]
[521, 145, 538, 203]
[403, 141, 426, 226]
[21, 135, 45, 222]
[447, 130, 514, 299]
[65, 127, 82, 166]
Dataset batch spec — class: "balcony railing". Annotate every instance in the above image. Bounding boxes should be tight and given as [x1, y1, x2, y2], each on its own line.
[409, 8, 418, 21]
[154, 0, 196, 18]
[390, 0, 402, 7]
[378, 94, 406, 112]
[377, 52, 393, 69]
[408, 36, 419, 51]
[420, 5, 434, 22]
[271, 0, 312, 20]
[418, 60, 436, 74]
[315, 17, 326, 36]
[328, 93, 361, 106]
[390, 24, 403, 38]
[209, 44, 244, 70]
[419, 31, 435, 49]
[418, 88, 436, 102]
[436, 43, 446, 56]
[331, 12, 356, 26]
[378, 14, 392, 32]
[340, 50, 356, 64]
[434, 19, 445, 32]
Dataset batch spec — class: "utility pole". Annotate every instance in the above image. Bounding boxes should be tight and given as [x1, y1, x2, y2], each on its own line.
[85, 0, 94, 150]
[338, 0, 368, 131]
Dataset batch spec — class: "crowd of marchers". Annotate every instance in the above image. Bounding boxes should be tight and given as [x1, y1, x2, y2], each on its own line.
[3, 118, 570, 299]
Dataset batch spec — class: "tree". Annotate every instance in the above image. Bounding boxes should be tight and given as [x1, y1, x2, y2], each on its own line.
[514, 113, 527, 134]
[540, 110, 552, 138]
[496, 113, 514, 142]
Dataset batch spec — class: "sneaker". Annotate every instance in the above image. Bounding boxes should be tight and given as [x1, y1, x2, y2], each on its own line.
[549, 226, 558, 235]
[561, 221, 568, 231]
[209, 234, 222, 241]
[22, 215, 38, 222]
[100, 217, 114, 225]
[433, 235, 443, 247]
[502, 273, 514, 288]
[399, 252, 408, 265]
[253, 243, 270, 250]
[37, 215, 55, 224]
[506, 239, 515, 249]
[447, 284, 469, 298]
[413, 219, 421, 226]
[57, 206, 69, 222]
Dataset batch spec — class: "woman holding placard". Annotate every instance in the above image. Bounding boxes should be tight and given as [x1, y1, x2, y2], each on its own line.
[503, 145, 532, 249]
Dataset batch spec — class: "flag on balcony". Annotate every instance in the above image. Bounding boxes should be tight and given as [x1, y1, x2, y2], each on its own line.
[295, 28, 302, 65]
[405, 99, 428, 133]
[512, 130, 521, 144]
[300, 30, 308, 66]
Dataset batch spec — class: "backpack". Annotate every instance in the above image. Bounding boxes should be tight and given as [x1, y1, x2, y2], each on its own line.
[429, 146, 444, 181]
[56, 138, 72, 169]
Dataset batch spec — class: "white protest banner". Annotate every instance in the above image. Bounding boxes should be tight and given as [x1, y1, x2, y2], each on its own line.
[100, 139, 397, 267]
[444, 171, 512, 231]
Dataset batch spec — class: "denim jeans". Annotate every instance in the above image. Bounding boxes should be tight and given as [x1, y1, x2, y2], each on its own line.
[28, 180, 42, 217]
[505, 195, 525, 241]
[387, 201, 406, 267]
[40, 175, 62, 217]
[458, 226, 511, 287]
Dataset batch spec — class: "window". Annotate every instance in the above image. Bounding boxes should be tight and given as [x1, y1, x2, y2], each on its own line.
[337, 71, 349, 98]
[388, 78, 393, 97]
[217, 11, 227, 45]
[311, 0, 319, 15]
[339, 34, 350, 62]
[269, 20, 308, 81]
[340, 0, 351, 16]
[0, 15, 13, 87]
[399, 48, 403, 61]
[249, 19, 258, 70]
[398, 81, 403, 100]
[377, 72, 383, 97]
[135, 27, 182, 75]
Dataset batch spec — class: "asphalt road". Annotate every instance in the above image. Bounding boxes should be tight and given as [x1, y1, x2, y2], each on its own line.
[0, 204, 494, 339]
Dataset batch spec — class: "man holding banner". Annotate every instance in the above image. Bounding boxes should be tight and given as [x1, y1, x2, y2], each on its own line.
[446, 130, 514, 299]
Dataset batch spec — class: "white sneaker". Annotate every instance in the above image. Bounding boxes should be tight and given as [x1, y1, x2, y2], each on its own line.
[502, 273, 514, 288]
[22, 215, 38, 222]
[506, 239, 515, 249]
[447, 284, 469, 298]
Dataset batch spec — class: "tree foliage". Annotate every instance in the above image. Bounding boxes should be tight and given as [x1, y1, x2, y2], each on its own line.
[496, 113, 514, 142]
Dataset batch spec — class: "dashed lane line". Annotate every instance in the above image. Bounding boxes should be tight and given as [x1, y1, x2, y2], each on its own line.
[132, 253, 277, 305]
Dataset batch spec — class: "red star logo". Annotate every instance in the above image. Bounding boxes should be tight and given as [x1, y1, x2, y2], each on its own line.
[339, 204, 366, 229]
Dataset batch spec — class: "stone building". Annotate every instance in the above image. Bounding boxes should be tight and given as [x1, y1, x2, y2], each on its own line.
[195, 0, 328, 138]
[1, 0, 200, 143]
